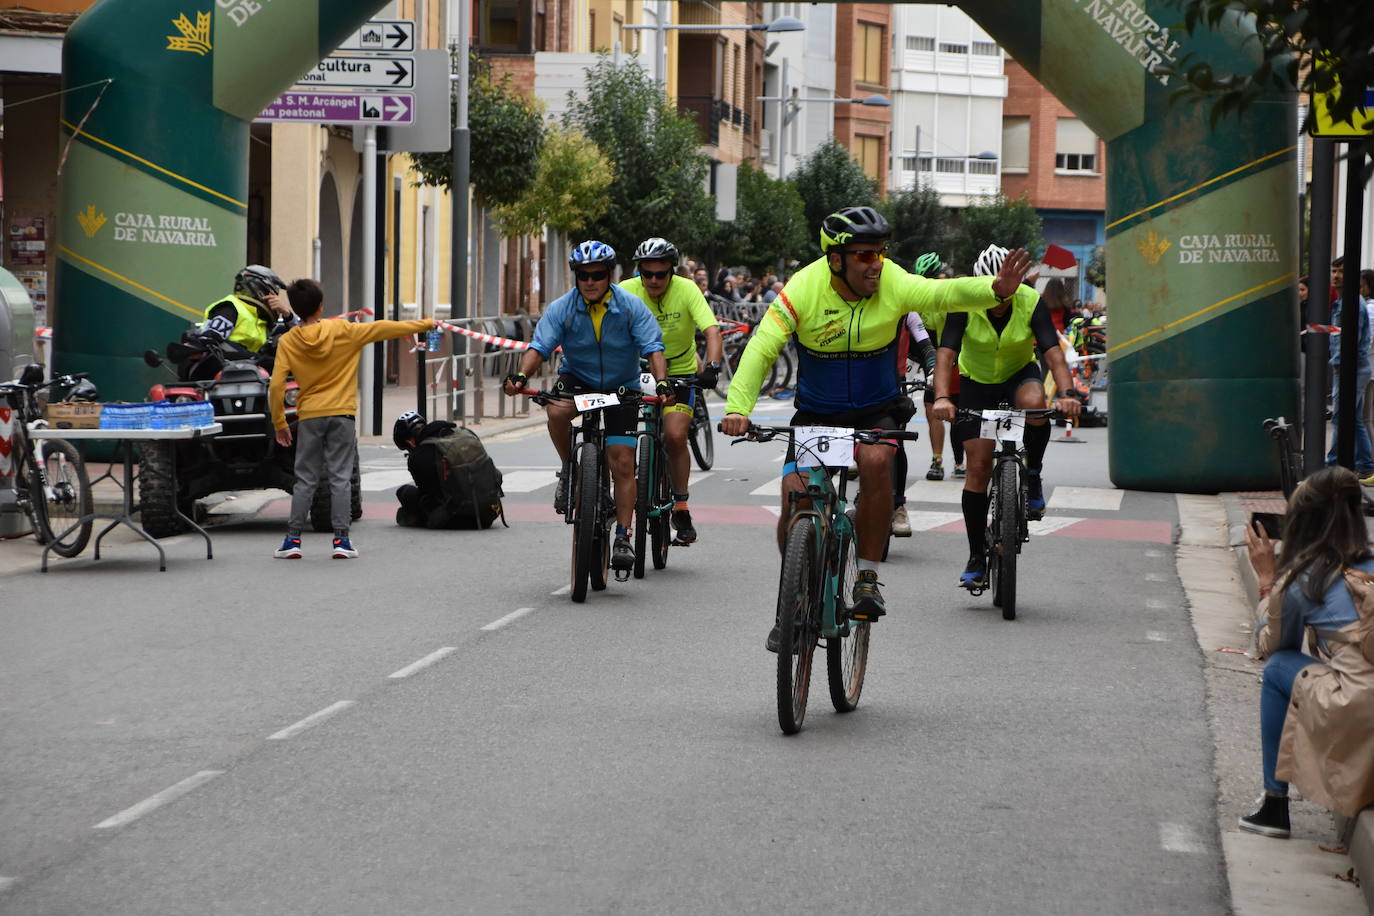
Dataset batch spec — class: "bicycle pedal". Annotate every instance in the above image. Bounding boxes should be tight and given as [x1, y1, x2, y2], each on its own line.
[614, 568, 631, 582]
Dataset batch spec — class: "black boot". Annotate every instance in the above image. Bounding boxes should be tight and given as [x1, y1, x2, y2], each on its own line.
[1238, 793, 1290, 838]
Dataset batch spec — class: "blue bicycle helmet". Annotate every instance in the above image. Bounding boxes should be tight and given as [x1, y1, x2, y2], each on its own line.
[569, 240, 617, 269]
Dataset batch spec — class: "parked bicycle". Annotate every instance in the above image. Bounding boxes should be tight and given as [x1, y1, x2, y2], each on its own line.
[729, 422, 920, 734]
[0, 365, 95, 557]
[956, 404, 1062, 621]
[519, 384, 662, 601]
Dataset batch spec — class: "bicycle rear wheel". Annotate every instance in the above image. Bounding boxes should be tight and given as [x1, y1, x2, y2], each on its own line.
[689, 397, 714, 470]
[777, 516, 819, 734]
[35, 439, 92, 557]
[997, 460, 1019, 620]
[571, 443, 600, 602]
[633, 437, 651, 579]
[650, 449, 671, 569]
[827, 528, 869, 712]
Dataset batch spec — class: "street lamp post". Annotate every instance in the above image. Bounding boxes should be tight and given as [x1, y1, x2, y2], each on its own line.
[755, 87, 891, 180]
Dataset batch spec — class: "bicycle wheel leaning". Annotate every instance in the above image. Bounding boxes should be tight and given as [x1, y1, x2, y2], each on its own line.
[633, 437, 652, 580]
[996, 459, 1019, 620]
[777, 516, 820, 734]
[827, 526, 869, 712]
[571, 442, 600, 603]
[689, 397, 714, 470]
[34, 438, 93, 557]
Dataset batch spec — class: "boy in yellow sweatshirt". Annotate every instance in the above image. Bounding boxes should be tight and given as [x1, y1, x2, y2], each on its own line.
[269, 278, 435, 558]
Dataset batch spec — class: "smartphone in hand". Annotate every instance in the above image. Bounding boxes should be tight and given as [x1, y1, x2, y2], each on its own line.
[1250, 511, 1283, 539]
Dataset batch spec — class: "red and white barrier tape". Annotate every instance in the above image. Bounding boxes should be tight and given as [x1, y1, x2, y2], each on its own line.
[1303, 323, 1341, 335]
[35, 327, 52, 339]
[411, 320, 533, 354]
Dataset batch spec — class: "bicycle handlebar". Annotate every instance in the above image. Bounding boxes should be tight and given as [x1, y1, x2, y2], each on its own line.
[517, 386, 665, 407]
[955, 407, 1065, 422]
[720, 422, 921, 445]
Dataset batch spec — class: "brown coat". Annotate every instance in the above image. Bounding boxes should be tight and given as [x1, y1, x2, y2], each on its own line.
[1259, 594, 1374, 817]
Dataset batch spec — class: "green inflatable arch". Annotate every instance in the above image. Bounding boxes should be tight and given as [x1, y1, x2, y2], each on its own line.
[54, 0, 1295, 492]
[52, 0, 387, 402]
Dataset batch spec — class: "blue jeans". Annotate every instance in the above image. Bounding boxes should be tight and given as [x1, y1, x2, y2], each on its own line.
[1260, 650, 1317, 795]
[1326, 371, 1374, 474]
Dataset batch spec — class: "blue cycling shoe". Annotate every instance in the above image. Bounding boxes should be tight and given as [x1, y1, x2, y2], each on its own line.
[960, 554, 988, 589]
[1026, 470, 1046, 521]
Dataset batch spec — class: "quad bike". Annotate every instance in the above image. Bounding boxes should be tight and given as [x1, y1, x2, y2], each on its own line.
[138, 335, 360, 537]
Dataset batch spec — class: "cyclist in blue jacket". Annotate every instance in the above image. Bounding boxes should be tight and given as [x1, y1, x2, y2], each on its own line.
[504, 240, 671, 571]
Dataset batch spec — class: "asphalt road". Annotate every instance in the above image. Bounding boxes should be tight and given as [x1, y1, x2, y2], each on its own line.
[0, 398, 1229, 914]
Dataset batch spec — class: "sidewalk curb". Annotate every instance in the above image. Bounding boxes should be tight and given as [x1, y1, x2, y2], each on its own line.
[1219, 492, 1373, 912]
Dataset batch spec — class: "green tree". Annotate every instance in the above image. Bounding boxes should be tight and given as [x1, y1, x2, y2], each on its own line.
[714, 160, 808, 274]
[1086, 245, 1107, 289]
[563, 54, 715, 268]
[1160, 1, 1374, 171]
[949, 193, 1045, 276]
[787, 140, 878, 260]
[492, 128, 614, 238]
[410, 52, 546, 206]
[882, 183, 951, 273]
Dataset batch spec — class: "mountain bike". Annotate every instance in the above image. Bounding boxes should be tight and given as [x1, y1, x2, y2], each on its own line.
[730, 422, 920, 734]
[0, 366, 95, 557]
[633, 386, 673, 579]
[957, 405, 1061, 621]
[521, 385, 661, 601]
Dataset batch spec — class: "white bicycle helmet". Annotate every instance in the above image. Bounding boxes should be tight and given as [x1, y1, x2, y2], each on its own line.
[973, 244, 1009, 278]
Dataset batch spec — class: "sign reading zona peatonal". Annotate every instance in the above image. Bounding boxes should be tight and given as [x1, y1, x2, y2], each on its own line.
[256, 91, 414, 125]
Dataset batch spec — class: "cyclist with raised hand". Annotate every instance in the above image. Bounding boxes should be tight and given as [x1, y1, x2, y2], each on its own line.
[619, 237, 724, 543]
[720, 207, 1033, 650]
[930, 243, 1081, 591]
[503, 240, 672, 572]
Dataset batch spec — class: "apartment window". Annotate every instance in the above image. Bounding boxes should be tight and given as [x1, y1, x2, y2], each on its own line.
[935, 157, 965, 174]
[478, 0, 533, 52]
[855, 22, 885, 85]
[968, 158, 998, 175]
[856, 135, 882, 181]
[1055, 117, 1099, 173]
[1002, 116, 1030, 172]
[938, 42, 968, 55]
[906, 36, 934, 52]
[971, 41, 999, 56]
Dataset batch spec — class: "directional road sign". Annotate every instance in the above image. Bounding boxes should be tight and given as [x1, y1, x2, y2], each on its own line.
[337, 19, 415, 53]
[297, 55, 414, 89]
[256, 91, 414, 125]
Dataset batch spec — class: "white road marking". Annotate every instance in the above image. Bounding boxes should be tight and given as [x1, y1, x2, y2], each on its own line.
[904, 480, 966, 504]
[93, 770, 224, 829]
[481, 607, 536, 631]
[497, 469, 560, 493]
[1145, 572, 1168, 582]
[762, 506, 783, 518]
[551, 584, 571, 596]
[906, 510, 966, 531]
[750, 479, 780, 496]
[1049, 485, 1124, 511]
[359, 469, 414, 492]
[1145, 548, 1166, 558]
[1027, 516, 1087, 535]
[1159, 822, 1206, 854]
[267, 701, 355, 741]
[1146, 631, 1169, 642]
[388, 647, 457, 680]
[1147, 598, 1170, 610]
[771, 454, 784, 463]
[687, 471, 713, 487]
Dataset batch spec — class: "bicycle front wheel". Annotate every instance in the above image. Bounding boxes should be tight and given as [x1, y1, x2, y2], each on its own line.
[689, 397, 714, 470]
[777, 516, 819, 734]
[827, 527, 869, 712]
[36, 439, 92, 557]
[633, 437, 651, 579]
[571, 443, 600, 602]
[650, 449, 671, 570]
[996, 460, 1019, 620]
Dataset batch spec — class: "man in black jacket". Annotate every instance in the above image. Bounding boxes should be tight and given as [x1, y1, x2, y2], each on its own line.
[393, 412, 504, 529]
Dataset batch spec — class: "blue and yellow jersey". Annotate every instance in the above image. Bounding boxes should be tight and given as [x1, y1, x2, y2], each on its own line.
[619, 273, 719, 376]
[725, 257, 1001, 417]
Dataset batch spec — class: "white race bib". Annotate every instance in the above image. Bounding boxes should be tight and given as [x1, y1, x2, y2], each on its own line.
[980, 410, 1025, 444]
[793, 426, 855, 468]
[574, 392, 620, 412]
[639, 372, 656, 392]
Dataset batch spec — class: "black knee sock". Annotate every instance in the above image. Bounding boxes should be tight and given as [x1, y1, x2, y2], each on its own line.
[962, 489, 989, 556]
[1025, 421, 1051, 473]
[952, 435, 965, 464]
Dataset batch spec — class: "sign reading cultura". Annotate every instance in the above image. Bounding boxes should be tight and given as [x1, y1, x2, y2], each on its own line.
[77, 205, 218, 248]
[1073, 0, 1180, 84]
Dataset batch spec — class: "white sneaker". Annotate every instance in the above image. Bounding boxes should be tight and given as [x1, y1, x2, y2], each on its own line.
[891, 505, 912, 537]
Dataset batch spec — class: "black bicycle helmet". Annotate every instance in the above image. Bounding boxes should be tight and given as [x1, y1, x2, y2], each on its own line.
[66, 378, 100, 402]
[234, 265, 286, 304]
[633, 237, 679, 264]
[819, 206, 891, 253]
[392, 411, 426, 451]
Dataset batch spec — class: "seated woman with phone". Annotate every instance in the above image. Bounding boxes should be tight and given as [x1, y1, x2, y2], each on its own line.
[1240, 466, 1374, 838]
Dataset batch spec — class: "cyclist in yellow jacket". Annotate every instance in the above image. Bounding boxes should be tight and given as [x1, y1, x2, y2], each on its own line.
[619, 237, 724, 543]
[930, 244, 1081, 591]
[721, 207, 1032, 651]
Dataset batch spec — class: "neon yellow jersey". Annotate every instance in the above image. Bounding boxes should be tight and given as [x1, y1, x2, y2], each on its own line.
[619, 274, 719, 376]
[724, 256, 1001, 417]
[957, 285, 1038, 384]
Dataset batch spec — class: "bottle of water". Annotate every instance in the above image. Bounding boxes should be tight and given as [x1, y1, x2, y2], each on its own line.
[426, 327, 443, 352]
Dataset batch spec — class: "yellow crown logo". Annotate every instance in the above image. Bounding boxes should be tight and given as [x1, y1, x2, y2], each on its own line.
[76, 205, 107, 238]
[1138, 230, 1172, 266]
[167, 11, 212, 56]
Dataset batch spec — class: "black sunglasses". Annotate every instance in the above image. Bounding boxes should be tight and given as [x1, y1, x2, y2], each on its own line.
[575, 269, 610, 282]
[639, 269, 672, 280]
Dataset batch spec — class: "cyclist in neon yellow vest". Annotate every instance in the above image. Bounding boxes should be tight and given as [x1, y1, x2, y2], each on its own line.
[619, 237, 723, 545]
[930, 244, 1081, 591]
[722, 207, 1033, 650]
[197, 265, 296, 354]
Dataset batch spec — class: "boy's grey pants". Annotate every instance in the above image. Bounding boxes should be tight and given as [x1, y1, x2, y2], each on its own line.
[288, 415, 355, 537]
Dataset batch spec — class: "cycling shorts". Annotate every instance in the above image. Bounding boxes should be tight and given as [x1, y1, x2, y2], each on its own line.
[555, 374, 639, 447]
[953, 361, 1044, 444]
[665, 375, 697, 417]
[783, 397, 910, 473]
